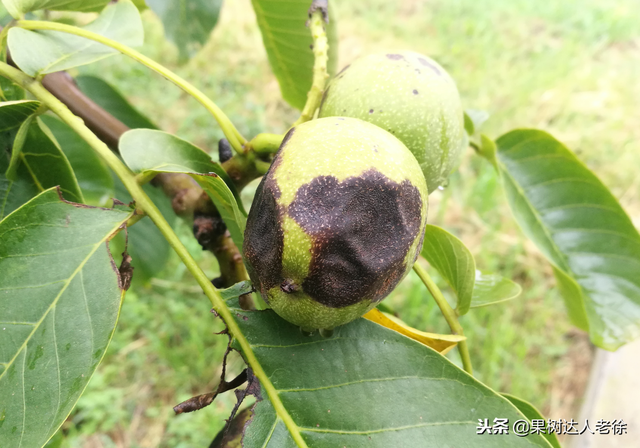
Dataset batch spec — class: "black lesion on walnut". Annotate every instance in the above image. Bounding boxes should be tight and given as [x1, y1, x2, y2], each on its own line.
[242, 127, 297, 296]
[242, 160, 285, 297]
[319, 85, 331, 110]
[418, 57, 441, 75]
[288, 169, 423, 308]
[280, 278, 299, 294]
[386, 54, 404, 61]
[279, 127, 296, 153]
[336, 64, 350, 76]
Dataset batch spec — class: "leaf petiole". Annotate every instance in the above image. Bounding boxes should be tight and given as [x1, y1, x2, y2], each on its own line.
[292, 8, 330, 126]
[413, 262, 474, 375]
[246, 132, 283, 155]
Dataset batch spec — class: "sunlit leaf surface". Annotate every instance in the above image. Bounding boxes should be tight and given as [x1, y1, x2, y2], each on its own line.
[495, 129, 640, 350]
[421, 224, 476, 315]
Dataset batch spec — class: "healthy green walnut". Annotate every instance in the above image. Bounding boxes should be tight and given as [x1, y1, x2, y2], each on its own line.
[319, 51, 466, 193]
[243, 117, 428, 332]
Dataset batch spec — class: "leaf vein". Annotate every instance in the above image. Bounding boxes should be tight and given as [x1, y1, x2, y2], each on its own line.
[278, 376, 422, 393]
[299, 420, 475, 435]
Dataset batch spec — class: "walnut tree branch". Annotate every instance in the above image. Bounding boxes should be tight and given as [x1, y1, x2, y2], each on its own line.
[37, 69, 255, 299]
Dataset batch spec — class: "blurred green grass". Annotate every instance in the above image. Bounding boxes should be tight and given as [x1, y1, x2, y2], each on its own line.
[59, 0, 640, 446]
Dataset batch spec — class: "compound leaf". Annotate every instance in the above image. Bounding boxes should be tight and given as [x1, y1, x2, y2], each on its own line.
[1, 100, 40, 182]
[251, 0, 338, 110]
[0, 188, 132, 447]
[8, 0, 143, 76]
[494, 129, 640, 350]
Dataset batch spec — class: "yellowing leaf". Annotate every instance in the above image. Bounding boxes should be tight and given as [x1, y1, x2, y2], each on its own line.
[363, 308, 464, 355]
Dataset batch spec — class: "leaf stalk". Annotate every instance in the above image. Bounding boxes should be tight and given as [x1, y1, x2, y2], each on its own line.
[293, 9, 329, 126]
[413, 262, 474, 375]
[247, 132, 283, 155]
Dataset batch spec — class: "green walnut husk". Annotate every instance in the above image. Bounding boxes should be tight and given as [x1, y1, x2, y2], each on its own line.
[319, 51, 466, 193]
[243, 117, 428, 332]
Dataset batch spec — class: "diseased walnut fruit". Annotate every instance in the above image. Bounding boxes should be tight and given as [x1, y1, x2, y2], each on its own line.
[243, 117, 428, 332]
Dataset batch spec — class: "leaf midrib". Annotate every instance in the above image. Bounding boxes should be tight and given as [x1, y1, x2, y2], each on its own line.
[240, 311, 554, 447]
[29, 5, 119, 75]
[497, 157, 572, 274]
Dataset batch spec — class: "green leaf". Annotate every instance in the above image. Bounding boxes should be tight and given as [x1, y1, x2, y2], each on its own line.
[0, 147, 39, 220]
[5, 116, 83, 203]
[421, 224, 476, 315]
[463, 111, 475, 136]
[551, 266, 589, 331]
[477, 133, 497, 164]
[464, 109, 489, 136]
[471, 270, 522, 308]
[112, 177, 177, 281]
[0, 2, 10, 23]
[131, 0, 147, 12]
[74, 75, 157, 130]
[220, 280, 253, 303]
[495, 129, 640, 350]
[0, 76, 25, 102]
[146, 0, 222, 61]
[119, 129, 246, 251]
[1, 101, 41, 182]
[251, 0, 338, 110]
[0, 99, 40, 132]
[230, 306, 553, 447]
[2, 0, 109, 18]
[502, 394, 561, 448]
[7, 0, 143, 76]
[0, 102, 39, 216]
[40, 115, 114, 207]
[0, 187, 132, 447]
[4, 113, 33, 180]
